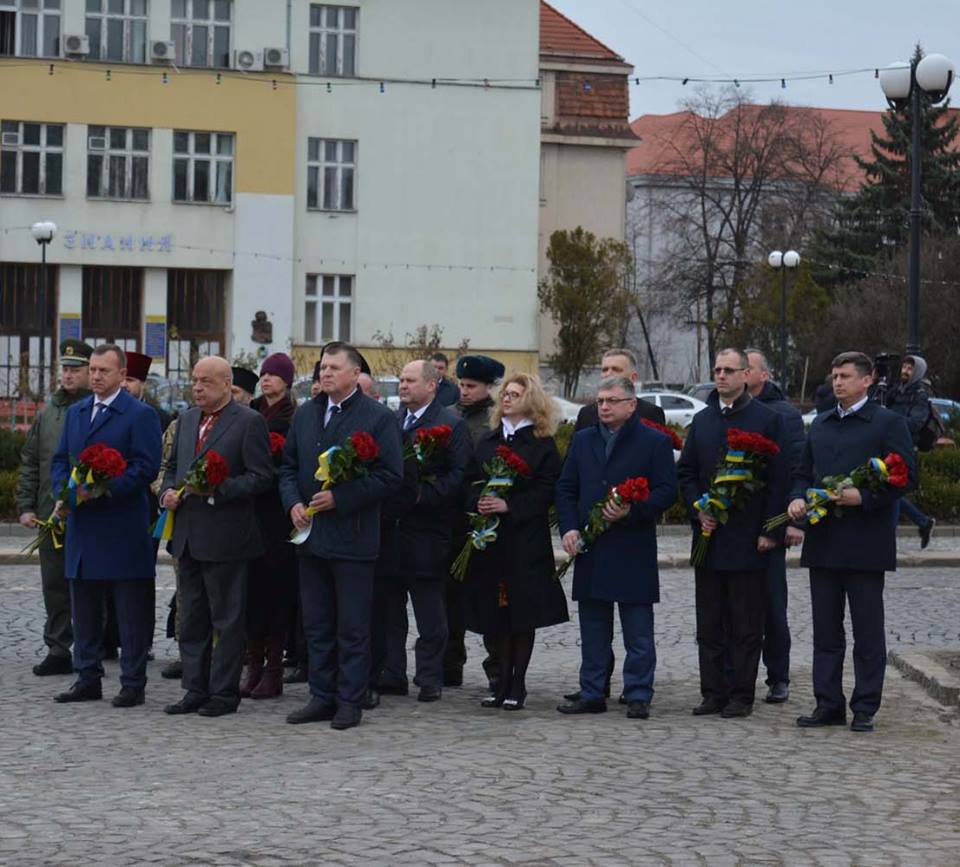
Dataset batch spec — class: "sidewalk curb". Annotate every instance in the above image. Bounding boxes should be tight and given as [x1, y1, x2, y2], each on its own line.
[889, 649, 960, 707]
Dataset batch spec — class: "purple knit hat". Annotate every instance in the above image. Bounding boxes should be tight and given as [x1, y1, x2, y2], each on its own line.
[260, 352, 295, 387]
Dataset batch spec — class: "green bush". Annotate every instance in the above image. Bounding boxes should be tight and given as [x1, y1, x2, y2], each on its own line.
[0, 428, 26, 471]
[0, 469, 18, 520]
[554, 421, 574, 459]
[919, 448, 960, 483]
[913, 473, 960, 523]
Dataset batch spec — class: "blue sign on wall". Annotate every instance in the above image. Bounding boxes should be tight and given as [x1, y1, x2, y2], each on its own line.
[59, 315, 81, 343]
[144, 317, 167, 360]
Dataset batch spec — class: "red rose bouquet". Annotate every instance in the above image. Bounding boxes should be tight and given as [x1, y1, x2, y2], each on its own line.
[403, 424, 452, 483]
[764, 452, 909, 530]
[641, 418, 685, 451]
[450, 445, 532, 580]
[269, 432, 286, 460]
[153, 450, 230, 541]
[24, 442, 127, 554]
[555, 476, 650, 580]
[691, 427, 781, 567]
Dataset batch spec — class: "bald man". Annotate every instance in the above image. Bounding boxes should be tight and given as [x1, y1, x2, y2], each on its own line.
[160, 356, 273, 717]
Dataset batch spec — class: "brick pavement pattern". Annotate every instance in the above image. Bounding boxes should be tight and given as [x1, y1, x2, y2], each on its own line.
[2, 563, 959, 866]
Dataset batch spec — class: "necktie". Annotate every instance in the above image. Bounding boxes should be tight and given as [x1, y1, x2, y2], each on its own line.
[92, 402, 106, 421]
[326, 405, 341, 429]
[403, 412, 415, 431]
[721, 406, 730, 416]
[196, 411, 219, 454]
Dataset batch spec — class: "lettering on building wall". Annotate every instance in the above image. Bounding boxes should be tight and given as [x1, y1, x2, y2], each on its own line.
[62, 232, 174, 253]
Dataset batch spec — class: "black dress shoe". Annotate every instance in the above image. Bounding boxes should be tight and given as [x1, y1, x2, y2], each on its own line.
[376, 680, 409, 696]
[331, 705, 362, 730]
[919, 518, 936, 550]
[502, 697, 525, 711]
[626, 700, 650, 719]
[480, 695, 504, 708]
[796, 707, 847, 727]
[443, 669, 463, 687]
[851, 711, 875, 732]
[720, 701, 753, 718]
[163, 696, 207, 715]
[557, 698, 607, 715]
[692, 699, 727, 716]
[33, 654, 73, 676]
[286, 700, 336, 724]
[417, 686, 442, 702]
[563, 687, 613, 702]
[112, 687, 145, 708]
[160, 659, 183, 680]
[765, 682, 789, 704]
[361, 688, 380, 710]
[197, 700, 237, 717]
[54, 680, 102, 703]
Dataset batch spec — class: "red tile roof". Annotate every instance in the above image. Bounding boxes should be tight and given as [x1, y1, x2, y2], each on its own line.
[627, 105, 960, 192]
[540, 1, 624, 64]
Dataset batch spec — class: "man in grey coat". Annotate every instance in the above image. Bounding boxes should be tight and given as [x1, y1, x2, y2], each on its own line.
[159, 356, 272, 717]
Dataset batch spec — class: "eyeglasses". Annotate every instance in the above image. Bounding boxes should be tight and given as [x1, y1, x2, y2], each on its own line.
[501, 391, 524, 400]
[713, 367, 745, 376]
[596, 396, 635, 406]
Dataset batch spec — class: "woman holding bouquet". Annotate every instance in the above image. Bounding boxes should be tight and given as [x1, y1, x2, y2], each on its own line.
[461, 373, 568, 710]
[239, 353, 299, 699]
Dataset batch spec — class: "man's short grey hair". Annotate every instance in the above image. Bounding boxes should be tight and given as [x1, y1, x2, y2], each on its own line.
[744, 348, 770, 372]
[715, 347, 748, 369]
[602, 348, 638, 370]
[597, 375, 636, 397]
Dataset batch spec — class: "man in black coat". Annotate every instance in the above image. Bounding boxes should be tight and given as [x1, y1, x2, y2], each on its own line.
[745, 349, 806, 704]
[381, 360, 471, 702]
[430, 352, 460, 407]
[279, 343, 402, 730]
[788, 351, 915, 733]
[677, 348, 790, 719]
[574, 348, 665, 431]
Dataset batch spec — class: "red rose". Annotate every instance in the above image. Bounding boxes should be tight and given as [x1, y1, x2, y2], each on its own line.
[614, 476, 650, 503]
[495, 445, 531, 478]
[883, 452, 909, 488]
[269, 432, 286, 457]
[78, 443, 106, 466]
[416, 425, 452, 448]
[641, 418, 684, 451]
[204, 450, 230, 487]
[350, 431, 380, 462]
[727, 428, 780, 457]
[83, 445, 127, 478]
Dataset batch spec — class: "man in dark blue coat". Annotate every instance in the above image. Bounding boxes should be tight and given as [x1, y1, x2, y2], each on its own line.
[51, 344, 161, 708]
[788, 351, 915, 733]
[279, 343, 402, 730]
[555, 375, 678, 719]
[380, 360, 471, 702]
[745, 348, 806, 704]
[677, 348, 790, 719]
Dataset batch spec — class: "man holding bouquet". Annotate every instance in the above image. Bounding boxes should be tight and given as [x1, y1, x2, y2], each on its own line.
[51, 344, 161, 708]
[279, 342, 402, 730]
[788, 351, 915, 733]
[160, 356, 272, 717]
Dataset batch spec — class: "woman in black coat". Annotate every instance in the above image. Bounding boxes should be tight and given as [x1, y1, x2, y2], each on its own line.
[462, 372, 568, 709]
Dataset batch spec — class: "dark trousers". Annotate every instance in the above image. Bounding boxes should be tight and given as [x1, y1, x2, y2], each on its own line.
[300, 556, 374, 708]
[39, 539, 72, 658]
[695, 568, 766, 705]
[762, 549, 791, 686]
[178, 553, 248, 707]
[383, 575, 448, 689]
[70, 578, 153, 689]
[809, 568, 886, 715]
[897, 497, 930, 528]
[579, 598, 656, 703]
[443, 574, 467, 674]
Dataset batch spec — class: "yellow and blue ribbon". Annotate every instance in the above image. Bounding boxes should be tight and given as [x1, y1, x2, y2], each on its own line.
[469, 517, 500, 550]
[314, 446, 341, 490]
[152, 485, 186, 541]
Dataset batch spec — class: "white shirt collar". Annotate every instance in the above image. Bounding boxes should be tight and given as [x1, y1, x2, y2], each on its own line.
[837, 394, 869, 418]
[92, 388, 122, 419]
[324, 388, 357, 424]
[502, 417, 533, 437]
[405, 400, 433, 423]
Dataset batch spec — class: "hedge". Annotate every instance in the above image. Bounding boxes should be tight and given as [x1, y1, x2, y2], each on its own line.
[0, 470, 17, 520]
[0, 428, 25, 472]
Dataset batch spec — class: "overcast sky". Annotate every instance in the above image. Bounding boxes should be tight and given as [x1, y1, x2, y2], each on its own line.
[548, 0, 958, 118]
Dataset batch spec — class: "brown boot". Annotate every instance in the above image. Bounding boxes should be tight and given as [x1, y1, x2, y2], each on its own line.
[251, 635, 284, 699]
[239, 641, 265, 698]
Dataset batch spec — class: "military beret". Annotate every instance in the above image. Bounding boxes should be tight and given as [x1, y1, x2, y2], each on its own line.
[231, 366, 259, 397]
[59, 338, 93, 367]
[455, 354, 505, 384]
[124, 351, 153, 382]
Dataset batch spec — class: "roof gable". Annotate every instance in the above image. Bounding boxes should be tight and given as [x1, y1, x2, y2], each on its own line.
[540, 1, 624, 64]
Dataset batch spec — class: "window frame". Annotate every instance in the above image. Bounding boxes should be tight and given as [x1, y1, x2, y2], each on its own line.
[306, 137, 356, 212]
[0, 119, 64, 197]
[170, 0, 231, 69]
[86, 125, 150, 201]
[304, 273, 352, 344]
[0, 0, 61, 59]
[84, 0, 148, 64]
[171, 129, 234, 206]
[308, 4, 357, 77]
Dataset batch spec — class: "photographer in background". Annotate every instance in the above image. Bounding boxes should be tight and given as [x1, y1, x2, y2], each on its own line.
[887, 355, 937, 548]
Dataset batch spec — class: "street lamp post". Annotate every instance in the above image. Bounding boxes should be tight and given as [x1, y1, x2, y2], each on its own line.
[30, 221, 57, 399]
[879, 53, 955, 357]
[767, 249, 800, 394]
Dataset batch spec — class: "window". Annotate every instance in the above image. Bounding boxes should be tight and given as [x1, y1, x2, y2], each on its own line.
[0, 262, 57, 397]
[307, 138, 355, 211]
[87, 126, 149, 200]
[82, 266, 143, 349]
[85, 0, 147, 63]
[0, 120, 63, 196]
[660, 395, 694, 410]
[171, 0, 230, 68]
[0, 0, 60, 58]
[172, 130, 233, 204]
[308, 5, 356, 76]
[304, 274, 352, 343]
[166, 269, 226, 382]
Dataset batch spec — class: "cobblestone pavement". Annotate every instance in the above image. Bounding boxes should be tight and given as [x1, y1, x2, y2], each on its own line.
[2, 563, 959, 866]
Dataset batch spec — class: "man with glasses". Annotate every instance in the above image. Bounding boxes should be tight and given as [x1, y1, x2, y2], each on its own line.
[677, 349, 790, 719]
[556, 376, 678, 719]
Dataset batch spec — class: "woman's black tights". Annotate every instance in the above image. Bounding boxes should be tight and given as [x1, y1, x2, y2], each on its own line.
[493, 629, 535, 701]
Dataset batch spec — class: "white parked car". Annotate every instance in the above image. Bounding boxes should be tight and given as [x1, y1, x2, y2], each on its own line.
[552, 397, 584, 424]
[637, 391, 707, 428]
